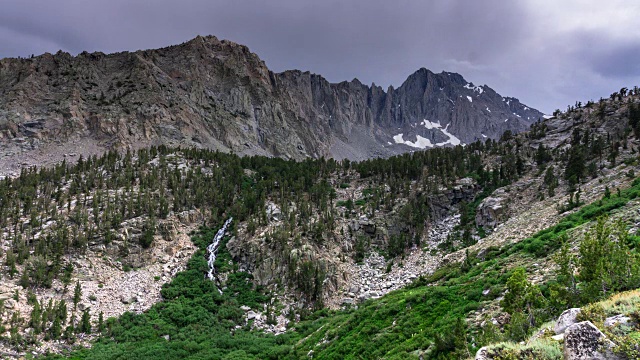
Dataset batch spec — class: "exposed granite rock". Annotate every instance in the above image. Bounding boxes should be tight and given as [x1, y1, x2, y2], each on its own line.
[475, 196, 505, 229]
[563, 321, 621, 360]
[555, 308, 582, 335]
[604, 315, 633, 328]
[475, 346, 490, 360]
[0, 35, 543, 174]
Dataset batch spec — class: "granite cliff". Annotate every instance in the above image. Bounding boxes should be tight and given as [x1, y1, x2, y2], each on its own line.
[0, 35, 543, 176]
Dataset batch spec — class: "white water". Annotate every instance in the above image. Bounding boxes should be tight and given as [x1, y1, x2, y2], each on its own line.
[206, 218, 233, 284]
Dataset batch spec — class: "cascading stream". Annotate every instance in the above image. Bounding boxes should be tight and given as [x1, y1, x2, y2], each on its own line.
[206, 218, 233, 291]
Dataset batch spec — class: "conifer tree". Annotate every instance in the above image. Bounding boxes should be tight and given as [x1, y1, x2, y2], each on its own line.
[73, 281, 82, 309]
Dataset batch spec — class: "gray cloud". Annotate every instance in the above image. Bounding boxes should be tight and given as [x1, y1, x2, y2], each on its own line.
[584, 41, 640, 79]
[1, 0, 639, 113]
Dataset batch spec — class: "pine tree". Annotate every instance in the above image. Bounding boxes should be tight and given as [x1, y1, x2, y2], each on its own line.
[29, 301, 42, 335]
[98, 311, 105, 333]
[73, 281, 82, 309]
[50, 316, 62, 340]
[63, 325, 74, 343]
[80, 310, 91, 334]
[501, 268, 546, 328]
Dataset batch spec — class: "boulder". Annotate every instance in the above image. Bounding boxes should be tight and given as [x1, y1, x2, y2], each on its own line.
[563, 321, 621, 360]
[475, 197, 504, 228]
[604, 315, 632, 328]
[341, 298, 355, 306]
[475, 346, 490, 360]
[120, 295, 137, 304]
[555, 308, 582, 335]
[4, 299, 15, 309]
[360, 220, 376, 234]
[265, 202, 281, 222]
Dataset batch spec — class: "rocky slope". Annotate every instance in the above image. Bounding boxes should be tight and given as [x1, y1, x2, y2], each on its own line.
[0, 35, 543, 177]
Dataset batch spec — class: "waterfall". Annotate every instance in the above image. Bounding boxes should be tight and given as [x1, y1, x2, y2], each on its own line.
[206, 218, 233, 283]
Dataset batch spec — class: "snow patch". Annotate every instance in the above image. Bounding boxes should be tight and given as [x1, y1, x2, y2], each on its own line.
[422, 119, 441, 129]
[467, 96, 473, 103]
[485, 107, 491, 113]
[439, 123, 462, 146]
[543, 114, 554, 119]
[393, 133, 434, 149]
[393, 119, 463, 149]
[482, 134, 488, 138]
[463, 83, 484, 94]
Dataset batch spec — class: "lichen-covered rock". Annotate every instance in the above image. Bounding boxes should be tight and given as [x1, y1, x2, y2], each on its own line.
[555, 308, 582, 335]
[563, 321, 621, 360]
[475, 346, 490, 360]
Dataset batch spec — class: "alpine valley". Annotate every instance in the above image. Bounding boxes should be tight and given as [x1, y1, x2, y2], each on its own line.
[0, 36, 637, 360]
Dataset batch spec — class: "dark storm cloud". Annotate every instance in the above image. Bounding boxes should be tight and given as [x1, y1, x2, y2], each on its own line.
[1, 0, 640, 113]
[585, 41, 640, 79]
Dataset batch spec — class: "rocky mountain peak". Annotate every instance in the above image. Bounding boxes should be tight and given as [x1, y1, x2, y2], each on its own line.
[0, 35, 544, 175]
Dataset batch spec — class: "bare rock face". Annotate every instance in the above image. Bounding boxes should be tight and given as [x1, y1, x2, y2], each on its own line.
[0, 35, 543, 171]
[555, 308, 582, 335]
[563, 321, 621, 360]
[475, 196, 505, 229]
[429, 177, 479, 221]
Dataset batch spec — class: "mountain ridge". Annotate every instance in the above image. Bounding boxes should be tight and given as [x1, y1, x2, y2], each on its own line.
[0, 35, 543, 177]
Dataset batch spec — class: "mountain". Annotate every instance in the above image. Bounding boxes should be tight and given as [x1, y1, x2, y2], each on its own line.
[0, 84, 636, 358]
[0, 35, 542, 176]
[5, 35, 640, 359]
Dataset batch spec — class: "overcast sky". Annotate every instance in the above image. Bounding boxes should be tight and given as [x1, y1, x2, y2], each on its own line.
[2, 0, 640, 113]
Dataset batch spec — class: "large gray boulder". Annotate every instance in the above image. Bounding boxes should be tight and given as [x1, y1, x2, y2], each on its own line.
[474, 346, 490, 360]
[563, 321, 621, 360]
[555, 308, 582, 335]
[475, 196, 504, 229]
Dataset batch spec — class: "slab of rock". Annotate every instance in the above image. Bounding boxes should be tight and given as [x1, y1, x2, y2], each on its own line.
[555, 308, 582, 335]
[563, 321, 620, 360]
[120, 295, 137, 304]
[604, 315, 632, 328]
[341, 298, 355, 305]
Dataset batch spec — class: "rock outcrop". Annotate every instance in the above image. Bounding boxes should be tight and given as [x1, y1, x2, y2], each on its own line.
[475, 196, 505, 229]
[563, 321, 620, 360]
[555, 308, 582, 335]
